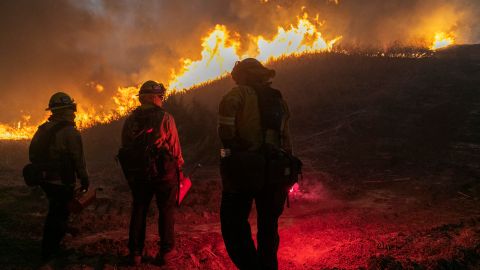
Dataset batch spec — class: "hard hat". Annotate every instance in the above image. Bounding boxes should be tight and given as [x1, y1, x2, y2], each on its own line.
[236, 58, 264, 68]
[138, 80, 167, 96]
[45, 92, 77, 111]
[231, 58, 275, 84]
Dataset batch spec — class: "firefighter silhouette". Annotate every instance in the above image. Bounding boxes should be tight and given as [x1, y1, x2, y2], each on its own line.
[218, 58, 293, 270]
[29, 92, 89, 265]
[119, 80, 184, 266]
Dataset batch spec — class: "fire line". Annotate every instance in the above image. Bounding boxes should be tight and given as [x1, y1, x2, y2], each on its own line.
[0, 13, 455, 141]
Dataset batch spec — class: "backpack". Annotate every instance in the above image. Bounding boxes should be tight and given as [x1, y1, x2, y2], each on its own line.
[117, 108, 176, 181]
[254, 86, 286, 132]
[253, 85, 303, 188]
[23, 121, 74, 186]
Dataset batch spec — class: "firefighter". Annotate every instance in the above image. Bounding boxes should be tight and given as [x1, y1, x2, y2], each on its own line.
[121, 80, 184, 266]
[218, 58, 292, 270]
[29, 92, 89, 265]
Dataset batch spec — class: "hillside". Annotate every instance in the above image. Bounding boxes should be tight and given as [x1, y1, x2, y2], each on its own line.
[1, 46, 480, 269]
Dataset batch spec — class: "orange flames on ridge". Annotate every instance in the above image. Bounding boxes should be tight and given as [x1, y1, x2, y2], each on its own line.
[167, 13, 340, 94]
[0, 86, 141, 140]
[430, 32, 455, 51]
[0, 12, 457, 140]
[255, 14, 341, 62]
[168, 25, 241, 91]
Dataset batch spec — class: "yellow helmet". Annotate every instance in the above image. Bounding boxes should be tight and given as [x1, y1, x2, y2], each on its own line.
[45, 92, 77, 111]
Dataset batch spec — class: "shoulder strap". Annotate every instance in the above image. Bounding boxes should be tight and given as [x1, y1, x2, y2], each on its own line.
[131, 107, 165, 145]
[150, 108, 166, 141]
[252, 85, 284, 145]
[33, 121, 75, 162]
[47, 121, 74, 142]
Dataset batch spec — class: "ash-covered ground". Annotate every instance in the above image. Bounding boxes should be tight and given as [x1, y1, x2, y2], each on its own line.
[1, 46, 480, 269]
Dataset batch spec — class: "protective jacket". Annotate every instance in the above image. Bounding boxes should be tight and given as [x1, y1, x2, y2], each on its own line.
[218, 84, 292, 153]
[122, 104, 184, 169]
[29, 112, 88, 185]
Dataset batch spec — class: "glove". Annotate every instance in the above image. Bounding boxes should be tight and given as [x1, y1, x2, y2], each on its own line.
[80, 178, 89, 193]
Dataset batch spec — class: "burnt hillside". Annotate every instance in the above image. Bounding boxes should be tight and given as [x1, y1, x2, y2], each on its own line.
[3, 47, 479, 182]
[97, 47, 480, 180]
[1, 47, 480, 270]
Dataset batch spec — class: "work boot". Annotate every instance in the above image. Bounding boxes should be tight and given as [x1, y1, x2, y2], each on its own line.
[155, 249, 179, 265]
[37, 255, 57, 270]
[37, 262, 54, 270]
[128, 254, 142, 266]
[163, 248, 179, 262]
[66, 226, 80, 237]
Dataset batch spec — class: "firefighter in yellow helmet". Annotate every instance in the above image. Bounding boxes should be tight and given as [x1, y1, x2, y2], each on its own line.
[218, 58, 293, 270]
[119, 80, 184, 266]
[29, 92, 89, 265]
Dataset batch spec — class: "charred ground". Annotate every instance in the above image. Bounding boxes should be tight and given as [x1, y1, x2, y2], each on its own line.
[1, 46, 480, 269]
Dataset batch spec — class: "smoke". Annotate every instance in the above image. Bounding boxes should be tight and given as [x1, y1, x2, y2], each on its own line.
[319, 0, 480, 48]
[0, 0, 478, 123]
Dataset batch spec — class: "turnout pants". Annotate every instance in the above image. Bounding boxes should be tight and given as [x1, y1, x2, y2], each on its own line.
[41, 182, 74, 261]
[128, 178, 177, 255]
[220, 184, 288, 270]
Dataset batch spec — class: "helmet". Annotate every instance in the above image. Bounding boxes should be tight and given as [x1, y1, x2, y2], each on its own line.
[231, 58, 275, 84]
[46, 92, 77, 111]
[138, 80, 167, 97]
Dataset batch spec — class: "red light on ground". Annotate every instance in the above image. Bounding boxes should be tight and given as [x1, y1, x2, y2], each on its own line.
[289, 183, 300, 193]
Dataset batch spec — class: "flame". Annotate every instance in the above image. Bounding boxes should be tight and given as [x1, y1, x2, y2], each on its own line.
[430, 32, 455, 51]
[2, 10, 454, 141]
[0, 86, 139, 140]
[0, 13, 340, 140]
[95, 84, 105, 93]
[168, 13, 340, 92]
[74, 86, 140, 130]
[255, 14, 341, 62]
[168, 25, 241, 92]
[0, 120, 37, 140]
[0, 13, 339, 140]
